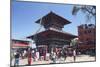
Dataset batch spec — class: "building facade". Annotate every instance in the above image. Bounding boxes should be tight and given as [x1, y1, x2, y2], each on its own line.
[78, 24, 96, 54]
[11, 39, 30, 54]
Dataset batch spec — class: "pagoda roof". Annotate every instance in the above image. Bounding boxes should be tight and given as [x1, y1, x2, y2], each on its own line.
[35, 11, 71, 25]
[27, 28, 77, 39]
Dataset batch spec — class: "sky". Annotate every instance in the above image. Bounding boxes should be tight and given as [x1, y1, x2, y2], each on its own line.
[11, 0, 95, 39]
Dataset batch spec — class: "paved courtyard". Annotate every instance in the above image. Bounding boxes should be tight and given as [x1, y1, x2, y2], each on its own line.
[11, 55, 95, 66]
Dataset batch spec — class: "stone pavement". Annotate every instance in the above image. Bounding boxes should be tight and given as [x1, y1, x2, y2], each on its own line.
[11, 55, 95, 66]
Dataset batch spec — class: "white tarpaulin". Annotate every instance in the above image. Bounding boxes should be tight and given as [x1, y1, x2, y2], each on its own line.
[29, 40, 36, 48]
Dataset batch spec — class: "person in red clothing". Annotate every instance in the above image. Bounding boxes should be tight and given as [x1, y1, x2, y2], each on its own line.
[28, 48, 32, 65]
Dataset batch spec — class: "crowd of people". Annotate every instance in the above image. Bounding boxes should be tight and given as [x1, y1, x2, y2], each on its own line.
[11, 47, 76, 66]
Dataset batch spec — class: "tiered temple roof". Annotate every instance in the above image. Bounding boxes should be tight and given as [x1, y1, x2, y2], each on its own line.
[27, 12, 77, 46]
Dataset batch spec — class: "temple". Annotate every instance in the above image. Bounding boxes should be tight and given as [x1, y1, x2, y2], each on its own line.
[27, 12, 77, 58]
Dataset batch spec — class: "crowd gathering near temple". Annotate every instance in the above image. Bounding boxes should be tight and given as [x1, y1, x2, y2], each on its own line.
[11, 12, 95, 66]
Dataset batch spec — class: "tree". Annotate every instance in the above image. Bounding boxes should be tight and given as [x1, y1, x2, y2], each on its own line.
[70, 38, 78, 49]
[70, 38, 78, 62]
[72, 5, 96, 22]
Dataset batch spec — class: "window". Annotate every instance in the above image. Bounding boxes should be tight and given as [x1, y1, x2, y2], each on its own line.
[84, 31, 87, 34]
[79, 32, 82, 36]
[88, 30, 91, 33]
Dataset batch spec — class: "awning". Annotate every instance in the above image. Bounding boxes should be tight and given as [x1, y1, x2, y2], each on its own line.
[11, 43, 29, 48]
